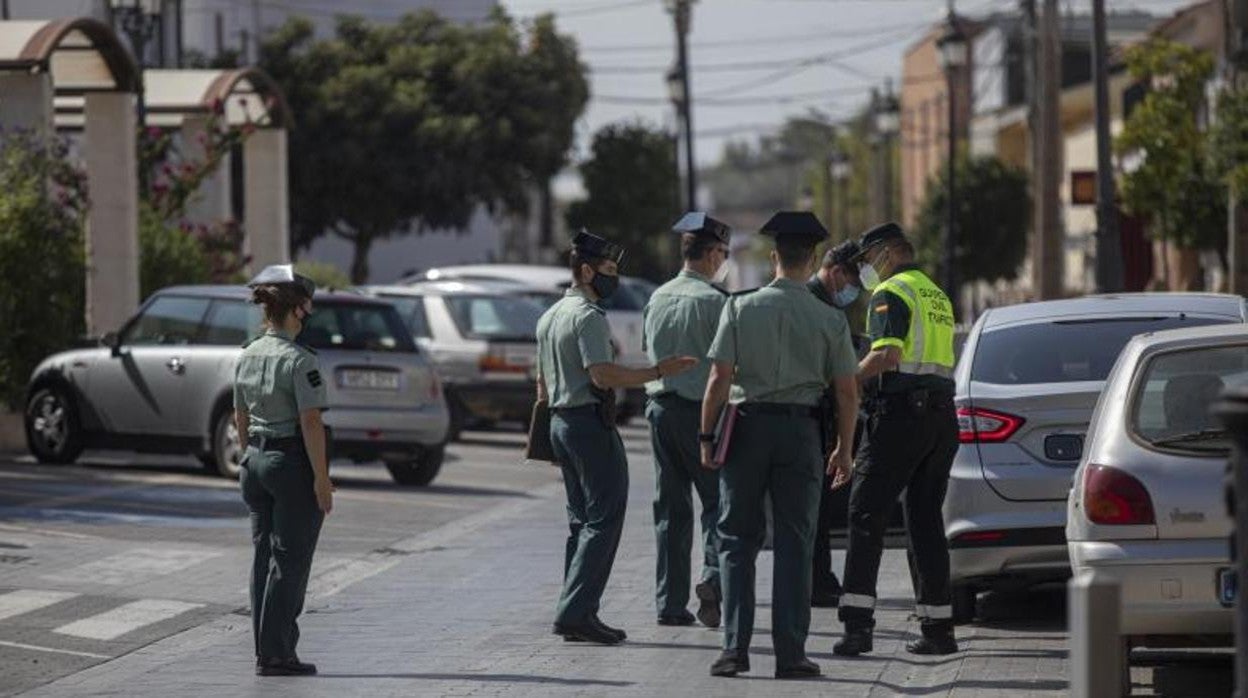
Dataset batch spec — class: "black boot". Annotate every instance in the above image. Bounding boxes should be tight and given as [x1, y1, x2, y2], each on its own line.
[695, 581, 721, 628]
[710, 649, 750, 677]
[256, 657, 318, 676]
[775, 657, 822, 679]
[657, 610, 696, 626]
[552, 620, 622, 645]
[832, 627, 874, 656]
[906, 632, 958, 656]
[592, 615, 627, 641]
[810, 589, 841, 608]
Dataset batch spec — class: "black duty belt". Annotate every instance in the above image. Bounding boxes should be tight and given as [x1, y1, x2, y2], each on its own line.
[250, 434, 302, 451]
[651, 393, 700, 408]
[740, 402, 819, 420]
[550, 404, 597, 415]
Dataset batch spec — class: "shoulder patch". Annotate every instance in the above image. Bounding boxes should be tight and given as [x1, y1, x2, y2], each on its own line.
[874, 303, 890, 314]
[306, 369, 323, 388]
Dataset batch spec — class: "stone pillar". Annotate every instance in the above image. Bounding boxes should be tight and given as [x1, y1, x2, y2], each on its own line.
[181, 115, 231, 225]
[0, 72, 53, 137]
[243, 128, 289, 271]
[84, 92, 141, 335]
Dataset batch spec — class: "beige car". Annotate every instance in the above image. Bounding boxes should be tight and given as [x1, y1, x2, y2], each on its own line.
[1067, 323, 1247, 668]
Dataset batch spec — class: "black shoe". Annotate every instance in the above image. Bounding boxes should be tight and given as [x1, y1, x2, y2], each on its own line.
[810, 589, 841, 608]
[906, 634, 959, 655]
[775, 657, 822, 680]
[695, 582, 721, 628]
[832, 628, 874, 656]
[592, 615, 627, 641]
[709, 650, 750, 677]
[552, 621, 622, 645]
[657, 610, 696, 626]
[256, 657, 318, 676]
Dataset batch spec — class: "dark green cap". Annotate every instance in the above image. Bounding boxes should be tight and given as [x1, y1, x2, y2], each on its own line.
[247, 264, 316, 298]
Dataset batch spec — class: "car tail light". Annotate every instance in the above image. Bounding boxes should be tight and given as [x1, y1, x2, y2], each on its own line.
[952, 530, 1006, 544]
[957, 407, 1025, 443]
[1083, 464, 1155, 526]
[479, 351, 528, 375]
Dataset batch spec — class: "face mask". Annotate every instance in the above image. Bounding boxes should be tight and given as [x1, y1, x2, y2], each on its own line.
[834, 282, 861, 308]
[858, 263, 881, 291]
[712, 261, 730, 286]
[590, 272, 619, 300]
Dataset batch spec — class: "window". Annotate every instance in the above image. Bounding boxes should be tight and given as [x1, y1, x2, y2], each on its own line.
[124, 296, 210, 346]
[299, 302, 416, 353]
[202, 300, 262, 346]
[380, 296, 431, 339]
[444, 295, 544, 340]
[971, 316, 1230, 385]
[1131, 343, 1248, 454]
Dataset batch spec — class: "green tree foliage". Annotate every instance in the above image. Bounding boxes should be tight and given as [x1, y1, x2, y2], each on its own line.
[1116, 39, 1225, 250]
[914, 155, 1031, 285]
[0, 134, 87, 408]
[259, 10, 588, 282]
[564, 123, 679, 282]
[1212, 86, 1248, 198]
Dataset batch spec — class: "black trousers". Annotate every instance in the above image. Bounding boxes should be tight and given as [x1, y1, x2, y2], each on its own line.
[811, 418, 864, 596]
[838, 390, 958, 636]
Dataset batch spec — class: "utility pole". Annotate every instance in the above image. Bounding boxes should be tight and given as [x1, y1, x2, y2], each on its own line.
[1091, 0, 1123, 293]
[666, 0, 697, 212]
[1, 0, 9, 21]
[1228, 0, 1248, 294]
[1030, 0, 1064, 299]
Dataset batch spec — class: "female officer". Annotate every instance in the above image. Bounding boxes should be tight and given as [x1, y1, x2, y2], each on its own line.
[233, 264, 333, 677]
[537, 230, 697, 645]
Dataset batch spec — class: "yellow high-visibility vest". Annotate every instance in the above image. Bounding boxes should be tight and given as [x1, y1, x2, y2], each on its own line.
[869, 268, 956, 379]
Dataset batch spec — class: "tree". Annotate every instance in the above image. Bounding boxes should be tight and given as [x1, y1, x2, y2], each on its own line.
[259, 11, 588, 282]
[0, 133, 87, 408]
[913, 155, 1031, 285]
[1116, 40, 1226, 254]
[564, 123, 680, 282]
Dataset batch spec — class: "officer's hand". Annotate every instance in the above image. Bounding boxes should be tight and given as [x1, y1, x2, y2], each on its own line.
[314, 476, 335, 515]
[658, 355, 699, 377]
[700, 442, 719, 471]
[827, 447, 852, 491]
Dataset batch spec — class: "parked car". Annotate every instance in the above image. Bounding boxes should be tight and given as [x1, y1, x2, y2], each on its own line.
[24, 286, 450, 485]
[945, 293, 1247, 621]
[1067, 323, 1246, 677]
[404, 264, 650, 420]
[361, 280, 548, 440]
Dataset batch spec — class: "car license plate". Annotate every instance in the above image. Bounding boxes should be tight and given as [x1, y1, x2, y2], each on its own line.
[1218, 567, 1236, 608]
[338, 369, 400, 391]
[505, 347, 536, 368]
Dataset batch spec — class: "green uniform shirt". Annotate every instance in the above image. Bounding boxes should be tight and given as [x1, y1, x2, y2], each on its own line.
[233, 329, 328, 438]
[708, 277, 858, 406]
[642, 269, 727, 402]
[536, 288, 615, 409]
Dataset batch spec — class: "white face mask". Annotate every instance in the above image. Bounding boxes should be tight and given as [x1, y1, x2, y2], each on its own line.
[858, 262, 881, 291]
[712, 261, 730, 285]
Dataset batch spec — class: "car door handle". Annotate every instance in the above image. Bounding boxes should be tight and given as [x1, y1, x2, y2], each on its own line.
[166, 357, 186, 375]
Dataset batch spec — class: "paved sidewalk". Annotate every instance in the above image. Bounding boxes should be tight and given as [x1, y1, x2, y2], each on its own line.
[20, 430, 1070, 697]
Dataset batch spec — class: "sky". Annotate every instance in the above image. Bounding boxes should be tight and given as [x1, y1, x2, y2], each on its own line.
[499, 0, 1199, 168]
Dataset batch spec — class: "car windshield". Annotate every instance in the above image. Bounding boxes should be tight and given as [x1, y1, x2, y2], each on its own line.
[444, 295, 544, 341]
[1132, 343, 1248, 454]
[971, 316, 1230, 385]
[298, 301, 417, 352]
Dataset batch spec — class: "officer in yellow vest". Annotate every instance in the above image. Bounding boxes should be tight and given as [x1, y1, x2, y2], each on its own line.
[833, 222, 960, 657]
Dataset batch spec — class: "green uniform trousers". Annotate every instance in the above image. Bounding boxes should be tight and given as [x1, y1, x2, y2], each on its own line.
[717, 409, 822, 665]
[550, 406, 629, 626]
[239, 445, 324, 660]
[647, 394, 720, 616]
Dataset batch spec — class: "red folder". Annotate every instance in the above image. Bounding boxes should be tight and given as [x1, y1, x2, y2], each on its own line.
[712, 403, 738, 467]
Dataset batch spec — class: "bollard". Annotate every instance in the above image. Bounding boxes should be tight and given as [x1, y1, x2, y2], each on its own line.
[1069, 570, 1122, 698]
[1215, 387, 1248, 698]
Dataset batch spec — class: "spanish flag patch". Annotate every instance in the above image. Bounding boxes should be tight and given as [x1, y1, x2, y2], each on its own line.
[874, 304, 889, 313]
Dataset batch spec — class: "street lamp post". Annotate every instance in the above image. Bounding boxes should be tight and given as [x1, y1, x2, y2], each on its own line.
[829, 151, 851, 241]
[937, 9, 968, 320]
[873, 78, 901, 223]
[109, 0, 163, 123]
[665, 0, 697, 212]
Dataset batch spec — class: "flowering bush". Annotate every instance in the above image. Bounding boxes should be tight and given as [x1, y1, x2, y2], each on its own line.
[0, 132, 88, 408]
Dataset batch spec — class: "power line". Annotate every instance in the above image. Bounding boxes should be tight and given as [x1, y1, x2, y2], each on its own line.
[579, 19, 932, 53]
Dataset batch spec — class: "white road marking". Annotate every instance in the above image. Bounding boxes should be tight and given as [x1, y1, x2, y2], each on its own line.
[54, 599, 204, 641]
[0, 639, 110, 659]
[42, 548, 223, 586]
[0, 589, 79, 622]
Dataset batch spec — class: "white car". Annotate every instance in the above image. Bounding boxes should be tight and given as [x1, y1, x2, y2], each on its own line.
[1067, 323, 1245, 663]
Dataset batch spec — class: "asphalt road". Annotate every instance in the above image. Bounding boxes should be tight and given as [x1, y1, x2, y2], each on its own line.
[0, 427, 557, 697]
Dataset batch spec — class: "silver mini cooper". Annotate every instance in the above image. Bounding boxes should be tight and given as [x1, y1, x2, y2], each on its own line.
[24, 286, 450, 485]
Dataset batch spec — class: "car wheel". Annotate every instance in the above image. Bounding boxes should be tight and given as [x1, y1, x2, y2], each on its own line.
[384, 445, 445, 487]
[206, 409, 244, 479]
[25, 386, 83, 464]
[951, 583, 977, 625]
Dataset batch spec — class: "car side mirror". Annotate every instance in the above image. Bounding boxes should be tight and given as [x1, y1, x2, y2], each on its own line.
[101, 331, 121, 355]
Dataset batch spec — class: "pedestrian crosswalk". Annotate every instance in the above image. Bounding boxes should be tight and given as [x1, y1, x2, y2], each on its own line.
[53, 599, 204, 641]
[0, 589, 78, 622]
[41, 547, 223, 586]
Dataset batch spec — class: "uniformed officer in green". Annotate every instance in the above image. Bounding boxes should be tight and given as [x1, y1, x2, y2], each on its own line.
[537, 230, 697, 646]
[834, 222, 961, 657]
[644, 212, 732, 629]
[700, 212, 859, 679]
[233, 264, 334, 677]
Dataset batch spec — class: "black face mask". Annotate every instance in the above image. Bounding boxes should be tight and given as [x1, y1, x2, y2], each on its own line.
[590, 272, 619, 300]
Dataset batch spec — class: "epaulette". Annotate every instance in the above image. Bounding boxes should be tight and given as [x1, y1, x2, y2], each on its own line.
[240, 336, 259, 349]
[730, 288, 760, 297]
[710, 285, 729, 296]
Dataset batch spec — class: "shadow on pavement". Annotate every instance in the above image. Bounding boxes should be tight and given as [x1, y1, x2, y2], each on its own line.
[1133, 651, 1233, 697]
[973, 585, 1067, 631]
[316, 672, 632, 687]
